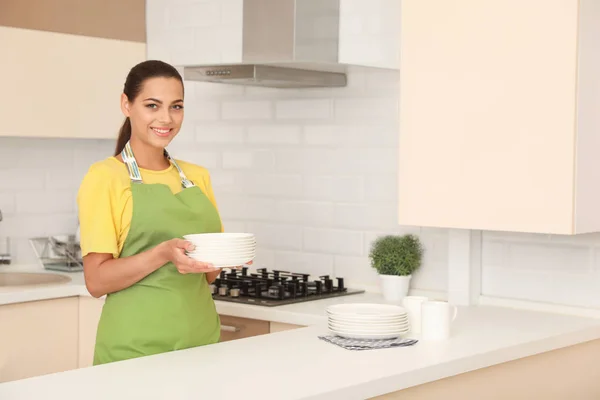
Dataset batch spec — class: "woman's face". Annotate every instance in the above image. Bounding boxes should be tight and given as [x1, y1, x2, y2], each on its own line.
[121, 77, 184, 149]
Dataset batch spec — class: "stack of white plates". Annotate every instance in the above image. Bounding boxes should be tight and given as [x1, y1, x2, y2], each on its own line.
[326, 303, 410, 340]
[183, 232, 255, 268]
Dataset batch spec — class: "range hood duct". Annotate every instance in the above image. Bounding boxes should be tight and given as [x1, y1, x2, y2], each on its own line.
[182, 0, 350, 88]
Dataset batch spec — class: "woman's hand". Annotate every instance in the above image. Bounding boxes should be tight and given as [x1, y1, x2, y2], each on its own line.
[157, 239, 221, 274]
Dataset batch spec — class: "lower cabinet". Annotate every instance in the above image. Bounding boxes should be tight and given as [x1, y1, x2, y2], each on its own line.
[0, 297, 79, 383]
[0, 296, 306, 383]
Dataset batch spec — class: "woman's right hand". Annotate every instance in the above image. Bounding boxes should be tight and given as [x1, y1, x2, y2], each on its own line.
[157, 238, 221, 274]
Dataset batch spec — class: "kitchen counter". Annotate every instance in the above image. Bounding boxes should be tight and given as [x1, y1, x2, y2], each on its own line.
[1, 304, 600, 399]
[2, 264, 600, 399]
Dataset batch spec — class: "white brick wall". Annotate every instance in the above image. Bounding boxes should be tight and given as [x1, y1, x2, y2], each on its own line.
[481, 231, 600, 308]
[0, 138, 113, 263]
[160, 63, 448, 293]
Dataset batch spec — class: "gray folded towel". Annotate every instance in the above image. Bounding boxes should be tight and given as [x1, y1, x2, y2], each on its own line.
[318, 335, 418, 350]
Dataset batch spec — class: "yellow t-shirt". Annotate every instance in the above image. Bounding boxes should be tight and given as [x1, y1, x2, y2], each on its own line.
[76, 157, 222, 259]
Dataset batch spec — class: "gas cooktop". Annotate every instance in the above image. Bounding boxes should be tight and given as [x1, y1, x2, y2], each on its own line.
[210, 267, 364, 307]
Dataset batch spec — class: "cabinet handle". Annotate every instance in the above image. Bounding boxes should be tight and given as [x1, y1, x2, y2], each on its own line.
[221, 324, 241, 332]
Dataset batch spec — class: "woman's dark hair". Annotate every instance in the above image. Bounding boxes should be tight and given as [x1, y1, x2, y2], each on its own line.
[114, 60, 184, 156]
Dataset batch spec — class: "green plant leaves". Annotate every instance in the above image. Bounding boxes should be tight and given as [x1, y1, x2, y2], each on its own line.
[368, 234, 424, 276]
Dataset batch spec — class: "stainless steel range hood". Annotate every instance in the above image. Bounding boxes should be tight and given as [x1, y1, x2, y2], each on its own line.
[183, 64, 347, 89]
[181, 0, 352, 88]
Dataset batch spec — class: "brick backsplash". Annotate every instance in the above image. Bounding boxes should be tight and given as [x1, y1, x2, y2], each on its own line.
[0, 138, 113, 264]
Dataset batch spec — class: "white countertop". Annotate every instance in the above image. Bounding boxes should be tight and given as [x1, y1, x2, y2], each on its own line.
[2, 264, 600, 399]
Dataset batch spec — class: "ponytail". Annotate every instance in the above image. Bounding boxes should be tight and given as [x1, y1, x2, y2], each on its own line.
[114, 117, 131, 156]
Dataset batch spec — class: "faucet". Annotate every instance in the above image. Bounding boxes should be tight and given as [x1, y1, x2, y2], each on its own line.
[0, 210, 11, 265]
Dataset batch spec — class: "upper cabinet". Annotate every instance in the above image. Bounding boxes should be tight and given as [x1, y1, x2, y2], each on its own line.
[146, 0, 400, 71]
[398, 0, 600, 235]
[0, 0, 147, 139]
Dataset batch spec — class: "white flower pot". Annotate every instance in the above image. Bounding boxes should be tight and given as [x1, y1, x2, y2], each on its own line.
[379, 274, 412, 302]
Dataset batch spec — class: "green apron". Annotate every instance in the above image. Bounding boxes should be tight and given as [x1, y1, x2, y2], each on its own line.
[93, 141, 222, 366]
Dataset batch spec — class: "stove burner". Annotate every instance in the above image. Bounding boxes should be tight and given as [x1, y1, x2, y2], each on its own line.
[210, 267, 364, 307]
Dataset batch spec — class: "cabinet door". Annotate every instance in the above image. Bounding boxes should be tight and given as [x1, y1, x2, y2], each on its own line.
[0, 297, 79, 383]
[398, 0, 580, 234]
[219, 315, 270, 342]
[78, 296, 105, 368]
[0, 0, 146, 139]
[0, 26, 146, 139]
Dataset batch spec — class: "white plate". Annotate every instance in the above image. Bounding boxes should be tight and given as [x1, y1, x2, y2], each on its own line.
[187, 256, 254, 265]
[327, 315, 408, 324]
[328, 321, 409, 330]
[328, 328, 408, 340]
[329, 325, 410, 333]
[188, 242, 255, 246]
[328, 314, 408, 322]
[212, 263, 252, 269]
[328, 325, 409, 334]
[187, 244, 256, 250]
[188, 240, 256, 249]
[184, 233, 255, 240]
[327, 303, 407, 318]
[188, 240, 256, 245]
[189, 257, 254, 263]
[192, 246, 256, 253]
[187, 251, 256, 258]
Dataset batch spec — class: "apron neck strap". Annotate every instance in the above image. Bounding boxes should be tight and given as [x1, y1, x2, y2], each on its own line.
[121, 141, 195, 189]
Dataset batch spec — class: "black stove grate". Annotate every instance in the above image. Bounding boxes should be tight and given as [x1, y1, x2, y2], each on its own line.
[210, 267, 364, 307]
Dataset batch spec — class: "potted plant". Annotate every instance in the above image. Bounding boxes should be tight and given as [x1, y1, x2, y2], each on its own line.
[369, 234, 424, 302]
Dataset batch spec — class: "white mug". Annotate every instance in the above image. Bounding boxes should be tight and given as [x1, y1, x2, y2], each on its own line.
[421, 301, 458, 341]
[402, 296, 429, 334]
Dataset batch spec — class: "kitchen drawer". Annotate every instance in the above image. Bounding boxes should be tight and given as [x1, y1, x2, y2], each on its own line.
[219, 315, 270, 342]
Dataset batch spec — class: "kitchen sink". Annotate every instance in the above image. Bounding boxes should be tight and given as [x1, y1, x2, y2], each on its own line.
[0, 272, 71, 287]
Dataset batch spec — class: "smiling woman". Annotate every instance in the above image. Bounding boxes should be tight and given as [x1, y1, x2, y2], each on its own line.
[76, 60, 226, 366]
